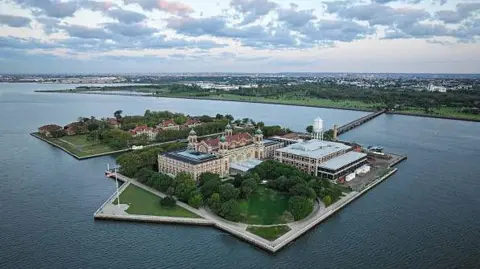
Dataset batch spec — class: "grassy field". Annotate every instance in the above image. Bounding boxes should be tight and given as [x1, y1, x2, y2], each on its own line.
[396, 107, 480, 121]
[162, 93, 379, 111]
[246, 225, 291, 241]
[238, 186, 292, 225]
[113, 184, 200, 218]
[35, 133, 121, 158]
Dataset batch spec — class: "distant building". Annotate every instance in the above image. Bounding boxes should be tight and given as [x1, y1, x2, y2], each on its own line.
[183, 119, 202, 128]
[427, 84, 447, 93]
[270, 133, 303, 146]
[64, 122, 87, 136]
[38, 124, 63, 138]
[130, 125, 158, 140]
[105, 118, 120, 128]
[157, 119, 180, 131]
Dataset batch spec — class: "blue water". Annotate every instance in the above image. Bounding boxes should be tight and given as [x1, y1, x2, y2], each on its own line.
[0, 83, 479, 268]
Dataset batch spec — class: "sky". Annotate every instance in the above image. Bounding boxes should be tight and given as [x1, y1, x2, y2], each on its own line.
[0, 0, 479, 74]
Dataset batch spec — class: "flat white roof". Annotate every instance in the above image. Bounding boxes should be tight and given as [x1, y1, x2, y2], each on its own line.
[276, 139, 351, 159]
[318, 151, 367, 171]
[230, 159, 263, 172]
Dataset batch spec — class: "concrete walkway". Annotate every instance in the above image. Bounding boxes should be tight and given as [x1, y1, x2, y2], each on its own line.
[96, 169, 398, 252]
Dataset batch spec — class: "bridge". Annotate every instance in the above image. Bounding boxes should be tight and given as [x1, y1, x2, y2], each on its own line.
[336, 109, 385, 135]
[293, 109, 386, 140]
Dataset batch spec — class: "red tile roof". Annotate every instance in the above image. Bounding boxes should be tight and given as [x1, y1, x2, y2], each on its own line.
[39, 124, 63, 131]
[130, 125, 157, 135]
[160, 119, 177, 127]
[185, 119, 201, 125]
[204, 132, 252, 148]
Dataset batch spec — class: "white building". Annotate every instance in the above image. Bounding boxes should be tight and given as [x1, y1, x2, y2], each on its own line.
[427, 84, 447, 93]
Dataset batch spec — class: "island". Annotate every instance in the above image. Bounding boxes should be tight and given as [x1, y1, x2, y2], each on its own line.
[86, 112, 407, 252]
[31, 110, 291, 159]
[36, 77, 480, 122]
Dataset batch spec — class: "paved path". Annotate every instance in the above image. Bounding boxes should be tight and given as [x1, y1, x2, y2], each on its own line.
[98, 170, 397, 252]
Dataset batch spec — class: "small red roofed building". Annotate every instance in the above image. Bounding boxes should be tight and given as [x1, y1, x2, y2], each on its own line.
[105, 118, 120, 128]
[130, 125, 158, 141]
[38, 124, 63, 138]
[184, 118, 202, 128]
[64, 122, 87, 136]
[157, 119, 180, 131]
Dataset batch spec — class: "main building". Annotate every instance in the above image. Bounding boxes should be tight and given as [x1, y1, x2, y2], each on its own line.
[158, 124, 281, 180]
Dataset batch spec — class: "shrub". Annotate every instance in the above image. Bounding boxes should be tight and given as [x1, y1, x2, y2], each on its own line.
[160, 196, 176, 208]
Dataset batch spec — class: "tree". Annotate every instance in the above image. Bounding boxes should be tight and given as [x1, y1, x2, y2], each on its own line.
[219, 199, 242, 221]
[240, 178, 257, 198]
[175, 172, 193, 185]
[215, 113, 224, 120]
[289, 183, 316, 200]
[256, 121, 265, 129]
[173, 115, 188, 125]
[218, 183, 240, 202]
[201, 177, 222, 198]
[322, 195, 332, 206]
[280, 211, 294, 223]
[225, 114, 234, 121]
[134, 168, 155, 183]
[160, 196, 176, 208]
[288, 196, 314, 221]
[175, 180, 196, 202]
[116, 152, 143, 177]
[114, 110, 123, 121]
[188, 192, 203, 209]
[306, 125, 313, 133]
[167, 187, 175, 196]
[207, 193, 222, 212]
[50, 129, 66, 138]
[242, 117, 250, 124]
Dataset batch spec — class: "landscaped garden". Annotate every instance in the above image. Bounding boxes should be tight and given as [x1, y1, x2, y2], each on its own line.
[113, 184, 200, 218]
[246, 225, 291, 241]
[238, 186, 291, 225]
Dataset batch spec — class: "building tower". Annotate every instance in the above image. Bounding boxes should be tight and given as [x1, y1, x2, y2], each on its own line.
[225, 124, 233, 136]
[254, 128, 264, 159]
[187, 129, 197, 150]
[312, 117, 324, 140]
[218, 135, 229, 155]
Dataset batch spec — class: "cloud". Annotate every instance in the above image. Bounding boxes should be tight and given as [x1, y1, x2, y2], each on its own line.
[122, 0, 193, 15]
[105, 8, 147, 24]
[436, 2, 480, 24]
[0, 36, 55, 49]
[58, 24, 112, 39]
[277, 5, 316, 28]
[231, 0, 278, 25]
[11, 0, 79, 18]
[332, 3, 430, 27]
[301, 20, 372, 43]
[0, 14, 31, 27]
[166, 15, 303, 49]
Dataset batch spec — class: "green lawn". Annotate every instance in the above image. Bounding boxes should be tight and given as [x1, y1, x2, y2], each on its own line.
[246, 225, 291, 241]
[113, 184, 200, 218]
[397, 107, 480, 121]
[238, 186, 292, 225]
[36, 133, 120, 157]
[161, 93, 379, 111]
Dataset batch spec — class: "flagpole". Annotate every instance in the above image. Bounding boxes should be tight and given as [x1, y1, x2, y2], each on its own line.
[115, 167, 120, 206]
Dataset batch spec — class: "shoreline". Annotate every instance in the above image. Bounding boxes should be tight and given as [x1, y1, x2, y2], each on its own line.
[36, 90, 480, 123]
[94, 165, 403, 253]
[30, 132, 131, 160]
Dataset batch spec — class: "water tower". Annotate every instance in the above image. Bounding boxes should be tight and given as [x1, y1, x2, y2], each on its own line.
[312, 117, 323, 140]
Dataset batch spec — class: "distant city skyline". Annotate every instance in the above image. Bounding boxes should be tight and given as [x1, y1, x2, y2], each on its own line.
[0, 0, 479, 74]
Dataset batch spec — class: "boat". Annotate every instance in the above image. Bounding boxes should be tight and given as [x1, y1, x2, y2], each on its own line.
[368, 145, 384, 152]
